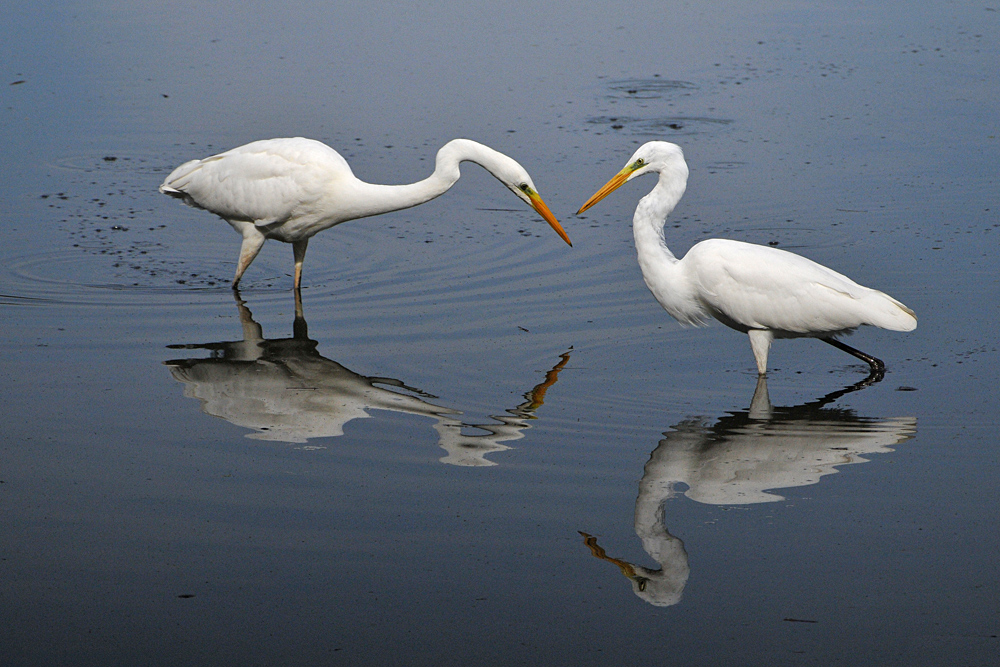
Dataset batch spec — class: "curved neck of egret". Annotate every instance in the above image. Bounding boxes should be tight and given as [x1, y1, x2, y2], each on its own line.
[345, 139, 571, 245]
[633, 167, 688, 263]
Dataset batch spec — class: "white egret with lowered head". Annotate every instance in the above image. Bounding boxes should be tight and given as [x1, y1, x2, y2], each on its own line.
[577, 141, 916, 376]
[160, 137, 572, 291]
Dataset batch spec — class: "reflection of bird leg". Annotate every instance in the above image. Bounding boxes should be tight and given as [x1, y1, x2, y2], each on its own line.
[819, 363, 886, 398]
[748, 375, 772, 420]
[233, 290, 265, 343]
[292, 290, 308, 340]
[822, 337, 886, 378]
[578, 532, 649, 591]
[787, 364, 886, 414]
[854, 363, 885, 387]
[748, 344, 886, 420]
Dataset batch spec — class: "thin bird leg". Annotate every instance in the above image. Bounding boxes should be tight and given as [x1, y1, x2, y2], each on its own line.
[233, 229, 266, 289]
[822, 337, 886, 375]
[292, 239, 309, 292]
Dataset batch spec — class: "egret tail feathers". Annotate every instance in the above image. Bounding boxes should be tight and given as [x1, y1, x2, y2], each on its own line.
[873, 293, 917, 332]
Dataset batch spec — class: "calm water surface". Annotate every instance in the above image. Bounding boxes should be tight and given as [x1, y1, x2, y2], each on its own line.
[1, 1, 998, 665]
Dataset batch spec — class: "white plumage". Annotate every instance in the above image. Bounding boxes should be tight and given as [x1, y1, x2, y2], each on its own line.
[160, 137, 571, 290]
[577, 141, 916, 376]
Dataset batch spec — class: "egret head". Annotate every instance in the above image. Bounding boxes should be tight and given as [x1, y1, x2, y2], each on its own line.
[492, 158, 573, 248]
[436, 138, 572, 246]
[577, 141, 688, 214]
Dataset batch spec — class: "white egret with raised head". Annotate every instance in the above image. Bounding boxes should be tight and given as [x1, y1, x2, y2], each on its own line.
[577, 141, 915, 376]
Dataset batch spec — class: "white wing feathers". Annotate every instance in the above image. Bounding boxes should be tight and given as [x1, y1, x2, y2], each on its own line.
[686, 239, 916, 335]
[159, 138, 351, 227]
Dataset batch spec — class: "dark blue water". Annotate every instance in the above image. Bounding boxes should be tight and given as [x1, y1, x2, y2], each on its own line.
[1, 1, 997, 665]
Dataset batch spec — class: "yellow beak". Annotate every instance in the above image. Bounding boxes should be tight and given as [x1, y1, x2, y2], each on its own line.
[577, 167, 632, 215]
[530, 193, 573, 247]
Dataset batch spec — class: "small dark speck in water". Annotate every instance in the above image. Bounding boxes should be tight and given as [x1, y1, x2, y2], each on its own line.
[177, 594, 195, 599]
[103, 156, 117, 162]
[896, 386, 918, 391]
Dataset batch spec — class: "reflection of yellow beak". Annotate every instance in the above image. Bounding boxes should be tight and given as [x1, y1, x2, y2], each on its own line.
[530, 193, 573, 247]
[579, 531, 641, 581]
[577, 167, 632, 215]
[523, 350, 571, 412]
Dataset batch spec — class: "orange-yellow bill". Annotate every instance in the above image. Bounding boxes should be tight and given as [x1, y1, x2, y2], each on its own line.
[530, 193, 573, 247]
[577, 167, 632, 215]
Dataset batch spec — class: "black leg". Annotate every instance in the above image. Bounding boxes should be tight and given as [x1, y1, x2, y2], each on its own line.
[822, 337, 886, 380]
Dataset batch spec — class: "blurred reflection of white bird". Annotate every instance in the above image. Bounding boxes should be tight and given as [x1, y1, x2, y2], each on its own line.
[160, 137, 572, 291]
[578, 376, 915, 606]
[577, 141, 916, 376]
[433, 349, 571, 466]
[650, 375, 917, 505]
[165, 295, 570, 466]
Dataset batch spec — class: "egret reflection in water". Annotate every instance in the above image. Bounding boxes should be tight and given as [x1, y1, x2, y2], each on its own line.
[580, 376, 917, 606]
[165, 295, 570, 466]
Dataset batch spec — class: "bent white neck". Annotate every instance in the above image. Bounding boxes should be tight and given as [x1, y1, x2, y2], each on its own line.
[632, 167, 708, 326]
[344, 139, 510, 220]
[633, 168, 687, 267]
